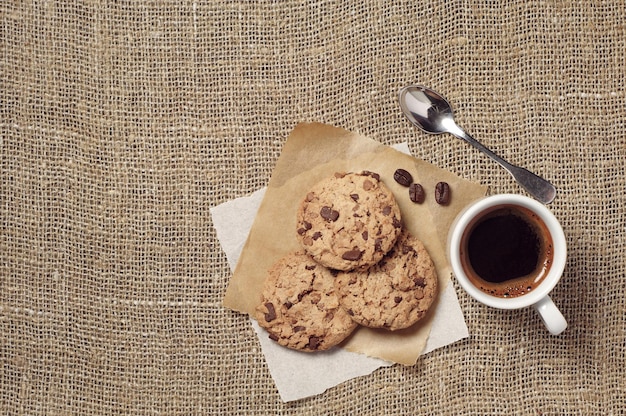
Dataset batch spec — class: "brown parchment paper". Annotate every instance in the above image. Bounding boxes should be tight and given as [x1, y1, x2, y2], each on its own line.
[223, 122, 487, 365]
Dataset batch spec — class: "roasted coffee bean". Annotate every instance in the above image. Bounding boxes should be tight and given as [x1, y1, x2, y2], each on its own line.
[320, 206, 339, 221]
[409, 183, 425, 204]
[435, 182, 451, 205]
[393, 168, 413, 187]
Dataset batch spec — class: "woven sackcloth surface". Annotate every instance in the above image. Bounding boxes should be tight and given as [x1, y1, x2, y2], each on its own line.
[2, 1, 625, 414]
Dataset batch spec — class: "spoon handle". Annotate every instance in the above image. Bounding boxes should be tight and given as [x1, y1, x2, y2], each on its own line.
[452, 129, 556, 204]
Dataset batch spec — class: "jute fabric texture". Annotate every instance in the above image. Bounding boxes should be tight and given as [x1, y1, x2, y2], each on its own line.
[2, 1, 625, 414]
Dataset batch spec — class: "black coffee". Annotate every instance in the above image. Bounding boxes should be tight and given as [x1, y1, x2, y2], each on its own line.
[461, 205, 553, 298]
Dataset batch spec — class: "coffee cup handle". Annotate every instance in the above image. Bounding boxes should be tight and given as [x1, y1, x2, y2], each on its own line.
[533, 296, 567, 335]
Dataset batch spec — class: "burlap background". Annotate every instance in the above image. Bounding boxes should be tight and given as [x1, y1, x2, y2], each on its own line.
[2, 1, 625, 414]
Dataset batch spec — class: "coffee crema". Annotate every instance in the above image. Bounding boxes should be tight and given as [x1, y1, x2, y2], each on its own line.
[460, 205, 553, 298]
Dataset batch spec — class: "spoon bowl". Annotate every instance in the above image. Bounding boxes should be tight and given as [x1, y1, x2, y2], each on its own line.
[399, 86, 454, 134]
[398, 85, 556, 204]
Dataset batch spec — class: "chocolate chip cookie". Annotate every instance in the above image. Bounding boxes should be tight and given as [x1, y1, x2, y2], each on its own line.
[296, 171, 402, 271]
[254, 251, 358, 352]
[334, 230, 438, 331]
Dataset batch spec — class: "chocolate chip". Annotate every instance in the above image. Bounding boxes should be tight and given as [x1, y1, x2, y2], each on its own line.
[361, 170, 380, 181]
[298, 289, 312, 301]
[268, 333, 279, 341]
[307, 336, 321, 350]
[350, 193, 359, 201]
[435, 182, 451, 205]
[284, 301, 293, 309]
[362, 179, 374, 191]
[394, 296, 402, 304]
[294, 326, 305, 332]
[414, 277, 425, 287]
[392, 218, 402, 228]
[382, 205, 392, 216]
[309, 293, 321, 304]
[303, 221, 312, 230]
[312, 231, 322, 240]
[342, 249, 363, 261]
[409, 183, 425, 204]
[362, 231, 368, 240]
[320, 206, 339, 222]
[264, 303, 276, 322]
[382, 261, 396, 272]
[305, 264, 316, 270]
[393, 169, 413, 187]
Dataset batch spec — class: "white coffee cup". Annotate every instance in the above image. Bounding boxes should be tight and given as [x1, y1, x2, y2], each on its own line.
[447, 194, 568, 335]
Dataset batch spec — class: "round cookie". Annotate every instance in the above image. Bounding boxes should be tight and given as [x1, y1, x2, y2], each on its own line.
[254, 251, 358, 352]
[296, 171, 402, 271]
[334, 230, 438, 331]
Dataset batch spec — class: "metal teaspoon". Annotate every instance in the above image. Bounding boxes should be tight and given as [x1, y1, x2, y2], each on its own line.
[398, 85, 556, 204]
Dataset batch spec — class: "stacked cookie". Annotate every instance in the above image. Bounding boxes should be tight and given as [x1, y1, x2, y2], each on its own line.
[254, 171, 438, 352]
